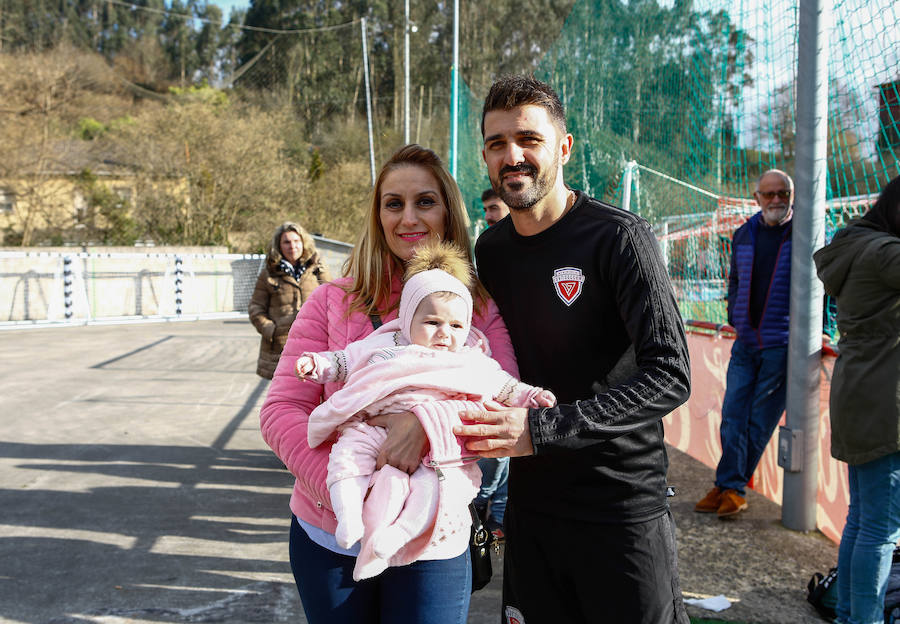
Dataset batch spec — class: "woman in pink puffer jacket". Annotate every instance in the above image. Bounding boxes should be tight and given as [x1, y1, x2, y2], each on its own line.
[259, 145, 519, 624]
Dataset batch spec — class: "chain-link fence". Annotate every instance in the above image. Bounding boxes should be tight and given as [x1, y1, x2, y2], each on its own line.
[453, 0, 899, 333]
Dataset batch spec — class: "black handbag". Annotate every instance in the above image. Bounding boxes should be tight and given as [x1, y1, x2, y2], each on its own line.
[806, 566, 838, 621]
[469, 502, 493, 592]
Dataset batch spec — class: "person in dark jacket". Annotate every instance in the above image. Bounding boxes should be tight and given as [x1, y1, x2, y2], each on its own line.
[249, 222, 330, 379]
[695, 169, 794, 518]
[814, 175, 900, 624]
[456, 75, 691, 624]
[474, 187, 512, 538]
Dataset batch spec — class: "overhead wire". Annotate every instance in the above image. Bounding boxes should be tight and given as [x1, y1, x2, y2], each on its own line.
[102, 0, 360, 34]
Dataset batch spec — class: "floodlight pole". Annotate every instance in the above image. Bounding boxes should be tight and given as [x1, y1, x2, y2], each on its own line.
[449, 0, 459, 177]
[782, 0, 830, 532]
[361, 17, 376, 186]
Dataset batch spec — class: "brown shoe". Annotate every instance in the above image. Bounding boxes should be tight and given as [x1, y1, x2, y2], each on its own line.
[717, 489, 748, 518]
[694, 487, 723, 513]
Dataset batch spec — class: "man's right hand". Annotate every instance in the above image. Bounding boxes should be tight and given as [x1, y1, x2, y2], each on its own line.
[454, 401, 535, 458]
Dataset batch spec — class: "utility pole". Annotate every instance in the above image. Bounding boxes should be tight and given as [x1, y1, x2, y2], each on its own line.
[449, 0, 459, 177]
[404, 0, 410, 145]
[361, 18, 376, 186]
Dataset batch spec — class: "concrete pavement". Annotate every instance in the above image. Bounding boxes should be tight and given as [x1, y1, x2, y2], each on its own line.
[0, 319, 836, 623]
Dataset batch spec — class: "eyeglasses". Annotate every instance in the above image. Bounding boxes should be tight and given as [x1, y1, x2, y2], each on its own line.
[756, 190, 791, 200]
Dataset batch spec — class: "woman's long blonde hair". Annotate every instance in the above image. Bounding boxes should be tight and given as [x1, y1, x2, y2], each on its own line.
[343, 144, 488, 316]
[266, 222, 317, 269]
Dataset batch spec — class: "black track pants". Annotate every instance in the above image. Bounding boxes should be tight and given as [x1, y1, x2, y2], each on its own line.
[501, 504, 689, 624]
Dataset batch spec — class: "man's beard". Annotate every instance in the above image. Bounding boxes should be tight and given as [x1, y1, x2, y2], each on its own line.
[763, 204, 791, 226]
[495, 157, 559, 211]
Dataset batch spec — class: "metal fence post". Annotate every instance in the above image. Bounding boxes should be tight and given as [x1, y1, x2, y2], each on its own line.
[660, 221, 669, 272]
[63, 255, 73, 320]
[622, 161, 636, 212]
[782, 0, 830, 532]
[174, 256, 183, 317]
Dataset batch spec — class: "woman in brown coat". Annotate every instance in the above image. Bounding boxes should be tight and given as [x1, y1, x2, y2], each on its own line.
[249, 222, 331, 378]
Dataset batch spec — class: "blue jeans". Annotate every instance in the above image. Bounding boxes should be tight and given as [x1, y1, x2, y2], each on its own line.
[288, 516, 471, 624]
[474, 457, 509, 525]
[835, 452, 900, 624]
[715, 340, 788, 495]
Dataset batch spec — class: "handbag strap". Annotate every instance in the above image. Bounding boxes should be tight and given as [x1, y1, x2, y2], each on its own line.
[468, 502, 482, 527]
[369, 315, 383, 330]
[469, 502, 490, 546]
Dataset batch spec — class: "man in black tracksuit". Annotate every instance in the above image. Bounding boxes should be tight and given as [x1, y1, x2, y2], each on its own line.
[455, 76, 691, 623]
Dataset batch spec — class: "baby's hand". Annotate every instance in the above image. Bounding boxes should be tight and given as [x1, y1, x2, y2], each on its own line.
[535, 389, 556, 407]
[295, 356, 316, 380]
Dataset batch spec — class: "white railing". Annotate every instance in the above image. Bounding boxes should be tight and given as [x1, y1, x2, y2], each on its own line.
[0, 250, 266, 327]
[0, 236, 354, 328]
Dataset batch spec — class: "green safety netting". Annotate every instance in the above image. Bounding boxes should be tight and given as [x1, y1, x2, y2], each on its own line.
[455, 0, 900, 336]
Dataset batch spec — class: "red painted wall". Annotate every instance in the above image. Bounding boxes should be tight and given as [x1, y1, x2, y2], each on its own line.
[664, 332, 848, 543]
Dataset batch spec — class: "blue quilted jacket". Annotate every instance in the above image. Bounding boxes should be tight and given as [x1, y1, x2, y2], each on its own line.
[728, 212, 792, 348]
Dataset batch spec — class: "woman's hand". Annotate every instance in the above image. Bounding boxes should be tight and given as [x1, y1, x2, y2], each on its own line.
[366, 411, 428, 474]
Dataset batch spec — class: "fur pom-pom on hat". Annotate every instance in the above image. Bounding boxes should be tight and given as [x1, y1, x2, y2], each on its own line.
[399, 242, 475, 342]
[403, 241, 473, 288]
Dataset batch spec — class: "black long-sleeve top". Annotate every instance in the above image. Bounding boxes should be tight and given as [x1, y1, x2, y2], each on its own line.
[475, 191, 691, 523]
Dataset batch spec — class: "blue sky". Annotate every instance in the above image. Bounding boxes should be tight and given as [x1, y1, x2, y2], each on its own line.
[207, 0, 249, 18]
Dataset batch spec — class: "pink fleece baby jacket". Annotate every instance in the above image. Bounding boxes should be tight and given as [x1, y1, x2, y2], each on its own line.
[302, 321, 546, 579]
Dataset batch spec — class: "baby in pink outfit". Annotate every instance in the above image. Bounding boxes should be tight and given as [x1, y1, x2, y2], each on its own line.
[295, 243, 555, 580]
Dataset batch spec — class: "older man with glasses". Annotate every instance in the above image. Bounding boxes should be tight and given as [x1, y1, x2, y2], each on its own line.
[695, 169, 795, 518]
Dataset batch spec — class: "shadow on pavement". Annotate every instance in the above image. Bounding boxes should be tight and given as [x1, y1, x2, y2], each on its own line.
[0, 442, 301, 623]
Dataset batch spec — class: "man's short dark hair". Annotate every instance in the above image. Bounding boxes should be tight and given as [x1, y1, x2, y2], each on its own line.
[481, 75, 567, 137]
[481, 188, 498, 202]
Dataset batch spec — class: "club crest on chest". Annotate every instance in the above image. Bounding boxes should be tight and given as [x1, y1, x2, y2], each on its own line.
[551, 267, 585, 306]
[504, 605, 525, 624]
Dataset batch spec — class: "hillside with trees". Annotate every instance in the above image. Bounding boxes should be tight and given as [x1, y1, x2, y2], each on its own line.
[0, 0, 575, 250]
[1, 0, 896, 251]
